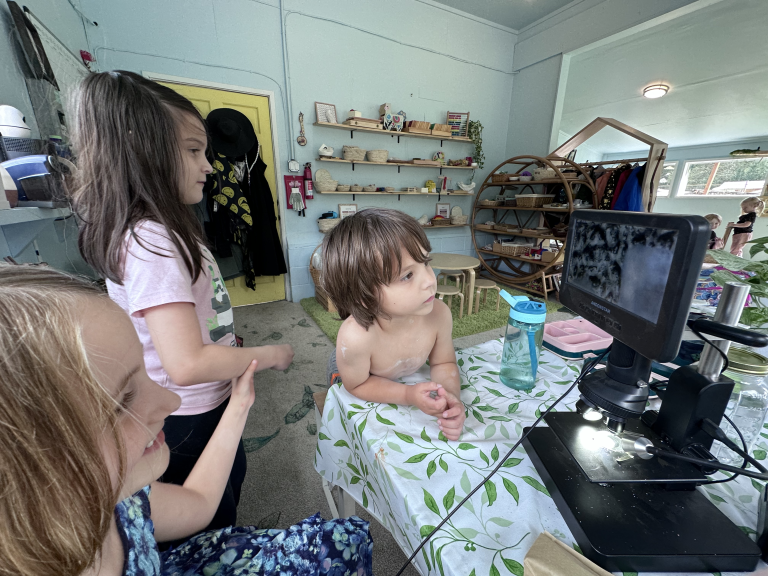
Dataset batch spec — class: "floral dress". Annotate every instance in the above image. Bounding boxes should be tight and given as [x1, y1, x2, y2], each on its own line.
[115, 486, 374, 576]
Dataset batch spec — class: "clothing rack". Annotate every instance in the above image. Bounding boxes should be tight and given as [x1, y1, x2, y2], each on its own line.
[549, 118, 668, 212]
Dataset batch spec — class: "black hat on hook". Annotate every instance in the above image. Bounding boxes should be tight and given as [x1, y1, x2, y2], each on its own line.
[206, 108, 257, 158]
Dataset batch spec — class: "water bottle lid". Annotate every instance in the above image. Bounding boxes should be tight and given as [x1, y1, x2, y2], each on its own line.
[500, 290, 546, 323]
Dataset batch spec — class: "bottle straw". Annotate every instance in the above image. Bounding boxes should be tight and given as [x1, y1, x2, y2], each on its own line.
[528, 329, 538, 378]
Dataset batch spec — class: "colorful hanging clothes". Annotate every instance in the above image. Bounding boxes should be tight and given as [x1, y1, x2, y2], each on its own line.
[594, 171, 611, 205]
[609, 166, 634, 210]
[613, 164, 646, 212]
[598, 164, 631, 210]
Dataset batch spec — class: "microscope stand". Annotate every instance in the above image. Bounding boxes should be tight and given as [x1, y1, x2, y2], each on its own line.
[522, 416, 761, 573]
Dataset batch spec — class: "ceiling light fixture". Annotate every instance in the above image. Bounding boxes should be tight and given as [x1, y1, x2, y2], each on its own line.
[643, 84, 669, 99]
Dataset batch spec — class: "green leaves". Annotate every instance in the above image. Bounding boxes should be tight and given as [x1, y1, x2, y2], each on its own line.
[490, 562, 500, 576]
[501, 556, 524, 576]
[393, 466, 421, 480]
[318, 432, 331, 441]
[707, 492, 726, 504]
[458, 443, 478, 451]
[488, 517, 513, 527]
[333, 439, 349, 448]
[375, 412, 395, 426]
[485, 387, 504, 396]
[427, 460, 437, 478]
[439, 457, 449, 472]
[503, 458, 523, 467]
[503, 477, 519, 504]
[421, 428, 431, 442]
[523, 475, 550, 497]
[420, 524, 436, 538]
[405, 453, 429, 463]
[461, 470, 472, 494]
[443, 486, 456, 512]
[508, 403, 519, 414]
[423, 488, 440, 515]
[706, 250, 752, 271]
[485, 480, 498, 506]
[755, 449, 767, 460]
[395, 431, 414, 443]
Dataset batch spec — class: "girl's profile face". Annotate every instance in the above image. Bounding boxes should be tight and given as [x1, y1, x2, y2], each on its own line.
[177, 112, 213, 205]
[82, 300, 181, 500]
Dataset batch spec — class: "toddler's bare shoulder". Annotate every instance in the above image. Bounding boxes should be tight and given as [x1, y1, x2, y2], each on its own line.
[337, 316, 377, 351]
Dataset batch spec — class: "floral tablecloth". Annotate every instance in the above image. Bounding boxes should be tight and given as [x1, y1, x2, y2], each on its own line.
[314, 339, 768, 576]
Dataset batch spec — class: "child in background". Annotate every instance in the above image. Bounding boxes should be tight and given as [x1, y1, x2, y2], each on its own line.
[704, 213, 724, 249]
[728, 197, 765, 256]
[0, 264, 371, 576]
[70, 71, 294, 532]
[322, 208, 465, 441]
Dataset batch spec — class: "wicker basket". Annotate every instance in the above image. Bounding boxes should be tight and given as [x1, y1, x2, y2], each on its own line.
[431, 217, 452, 226]
[451, 215, 469, 225]
[317, 218, 340, 233]
[351, 185, 362, 192]
[492, 174, 510, 183]
[336, 185, 351, 192]
[315, 169, 333, 182]
[493, 242, 528, 256]
[362, 185, 376, 192]
[480, 199, 503, 207]
[343, 146, 366, 161]
[384, 186, 395, 193]
[366, 149, 389, 163]
[516, 194, 555, 208]
[315, 180, 338, 192]
[309, 245, 338, 314]
[505, 198, 517, 207]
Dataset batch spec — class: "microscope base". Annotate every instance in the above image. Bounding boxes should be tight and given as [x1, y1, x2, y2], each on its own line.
[523, 426, 760, 573]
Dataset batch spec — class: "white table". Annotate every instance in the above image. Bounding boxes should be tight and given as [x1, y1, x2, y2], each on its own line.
[314, 339, 768, 576]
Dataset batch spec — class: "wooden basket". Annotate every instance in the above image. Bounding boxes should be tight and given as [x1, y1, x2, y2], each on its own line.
[317, 218, 340, 233]
[362, 185, 376, 192]
[516, 194, 554, 208]
[310, 245, 338, 313]
[351, 185, 362, 192]
[336, 185, 351, 192]
[492, 174, 510, 183]
[343, 146, 366, 161]
[366, 149, 389, 163]
[315, 180, 338, 192]
[493, 242, 528, 256]
[431, 217, 452, 226]
[451, 215, 468, 225]
[479, 199, 503, 207]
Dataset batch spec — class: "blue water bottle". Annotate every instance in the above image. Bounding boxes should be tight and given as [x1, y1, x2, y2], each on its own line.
[499, 291, 546, 391]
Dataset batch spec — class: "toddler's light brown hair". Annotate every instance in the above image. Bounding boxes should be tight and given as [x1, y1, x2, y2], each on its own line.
[322, 208, 431, 329]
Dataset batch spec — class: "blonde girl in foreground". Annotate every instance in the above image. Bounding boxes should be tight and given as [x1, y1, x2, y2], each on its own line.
[0, 264, 372, 576]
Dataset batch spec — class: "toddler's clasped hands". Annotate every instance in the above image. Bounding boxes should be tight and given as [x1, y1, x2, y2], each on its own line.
[407, 382, 466, 441]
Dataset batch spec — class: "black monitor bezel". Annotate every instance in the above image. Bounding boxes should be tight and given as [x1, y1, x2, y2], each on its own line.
[560, 210, 710, 362]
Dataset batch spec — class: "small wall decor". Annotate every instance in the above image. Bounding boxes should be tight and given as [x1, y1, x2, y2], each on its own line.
[432, 151, 446, 165]
[338, 203, 357, 219]
[379, 103, 405, 132]
[297, 112, 307, 146]
[436, 202, 450, 218]
[447, 111, 470, 137]
[318, 144, 334, 157]
[315, 102, 338, 124]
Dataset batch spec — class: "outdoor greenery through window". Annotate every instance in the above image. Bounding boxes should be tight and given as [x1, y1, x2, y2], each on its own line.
[677, 157, 768, 196]
[656, 162, 678, 197]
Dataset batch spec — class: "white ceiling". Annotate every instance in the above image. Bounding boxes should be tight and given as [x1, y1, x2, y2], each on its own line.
[430, 0, 575, 31]
[559, 0, 768, 155]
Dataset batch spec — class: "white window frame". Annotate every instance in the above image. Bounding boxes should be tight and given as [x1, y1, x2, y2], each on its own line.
[656, 161, 678, 198]
[675, 156, 768, 198]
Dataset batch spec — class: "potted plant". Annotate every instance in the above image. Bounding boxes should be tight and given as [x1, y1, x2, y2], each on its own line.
[468, 120, 484, 170]
[707, 240, 768, 328]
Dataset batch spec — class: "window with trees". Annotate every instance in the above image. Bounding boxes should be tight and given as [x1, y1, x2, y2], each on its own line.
[656, 162, 678, 197]
[677, 157, 768, 197]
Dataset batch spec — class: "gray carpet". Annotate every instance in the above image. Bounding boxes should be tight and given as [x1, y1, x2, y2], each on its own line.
[233, 300, 574, 575]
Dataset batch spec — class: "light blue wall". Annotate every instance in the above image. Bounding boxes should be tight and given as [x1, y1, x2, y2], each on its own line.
[505, 0, 700, 160]
[78, 0, 517, 301]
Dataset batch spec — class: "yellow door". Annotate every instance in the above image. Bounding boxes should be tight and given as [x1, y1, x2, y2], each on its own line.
[159, 82, 286, 305]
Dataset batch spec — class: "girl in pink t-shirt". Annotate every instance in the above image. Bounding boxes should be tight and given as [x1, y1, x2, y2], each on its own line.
[70, 71, 293, 533]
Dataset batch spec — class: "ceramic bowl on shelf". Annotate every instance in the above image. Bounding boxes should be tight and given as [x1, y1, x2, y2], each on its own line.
[519, 175, 533, 182]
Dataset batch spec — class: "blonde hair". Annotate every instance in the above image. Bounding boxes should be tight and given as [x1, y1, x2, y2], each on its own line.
[0, 265, 124, 576]
[741, 197, 765, 216]
[703, 213, 722, 225]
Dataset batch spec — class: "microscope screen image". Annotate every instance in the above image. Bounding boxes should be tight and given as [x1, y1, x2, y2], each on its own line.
[567, 221, 678, 324]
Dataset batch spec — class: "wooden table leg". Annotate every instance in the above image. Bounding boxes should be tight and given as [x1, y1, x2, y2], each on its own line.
[467, 267, 476, 316]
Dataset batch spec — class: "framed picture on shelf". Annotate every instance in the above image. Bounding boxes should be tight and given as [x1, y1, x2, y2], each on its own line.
[339, 203, 357, 219]
[315, 102, 338, 124]
[436, 203, 450, 218]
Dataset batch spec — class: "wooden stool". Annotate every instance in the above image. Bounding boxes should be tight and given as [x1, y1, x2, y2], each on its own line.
[436, 284, 465, 318]
[313, 391, 355, 519]
[437, 269, 465, 292]
[474, 278, 501, 313]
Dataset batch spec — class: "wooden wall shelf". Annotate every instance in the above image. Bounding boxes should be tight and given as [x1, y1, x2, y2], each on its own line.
[317, 157, 473, 173]
[313, 121, 472, 145]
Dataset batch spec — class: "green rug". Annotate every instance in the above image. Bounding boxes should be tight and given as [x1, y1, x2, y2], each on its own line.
[301, 286, 560, 344]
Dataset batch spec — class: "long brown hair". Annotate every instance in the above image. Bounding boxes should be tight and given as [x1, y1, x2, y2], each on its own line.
[70, 71, 207, 283]
[322, 208, 432, 329]
[0, 265, 124, 576]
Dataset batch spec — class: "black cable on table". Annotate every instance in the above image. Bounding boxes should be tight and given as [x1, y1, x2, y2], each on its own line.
[394, 347, 611, 576]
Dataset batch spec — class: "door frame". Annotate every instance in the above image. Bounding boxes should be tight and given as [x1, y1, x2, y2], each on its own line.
[143, 72, 291, 301]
